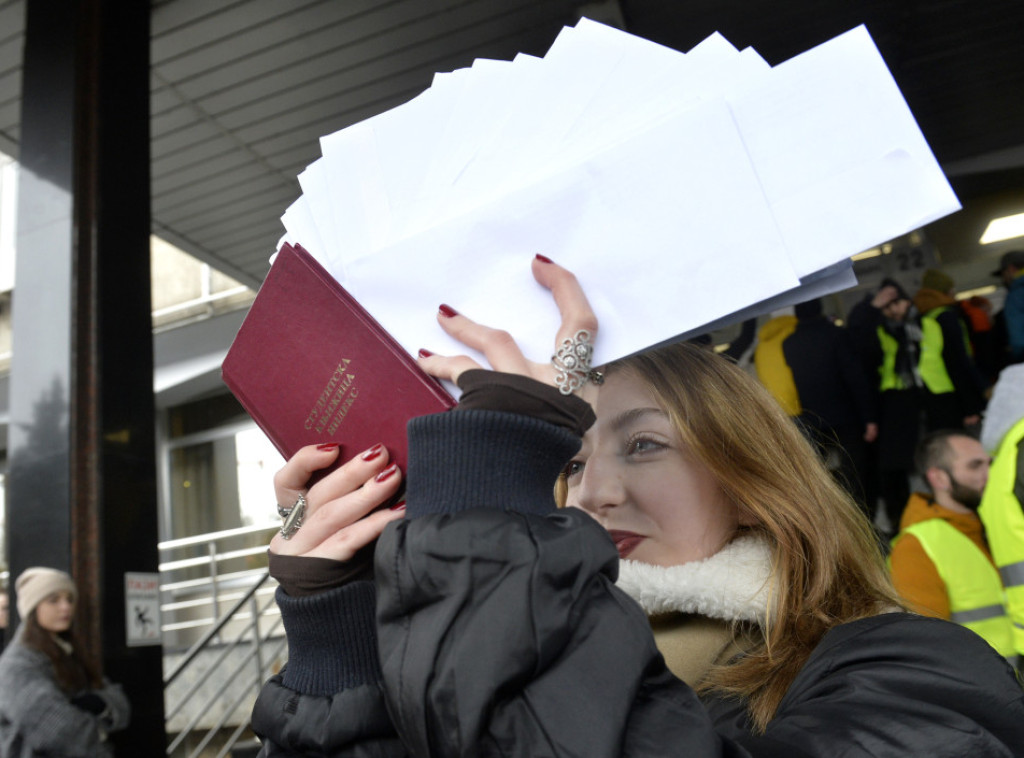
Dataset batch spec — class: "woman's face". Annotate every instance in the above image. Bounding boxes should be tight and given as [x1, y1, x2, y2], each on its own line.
[567, 371, 739, 566]
[35, 591, 75, 634]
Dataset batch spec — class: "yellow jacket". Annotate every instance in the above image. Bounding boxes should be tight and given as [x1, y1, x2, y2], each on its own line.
[754, 315, 800, 416]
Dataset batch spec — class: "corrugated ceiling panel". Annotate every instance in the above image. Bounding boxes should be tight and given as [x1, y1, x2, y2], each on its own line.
[153, 1, 439, 90]
[0, 0, 25, 156]
[149, 0, 581, 284]
[4, 0, 1023, 288]
[153, 1, 571, 156]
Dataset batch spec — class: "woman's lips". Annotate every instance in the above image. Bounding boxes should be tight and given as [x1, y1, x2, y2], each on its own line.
[606, 530, 644, 559]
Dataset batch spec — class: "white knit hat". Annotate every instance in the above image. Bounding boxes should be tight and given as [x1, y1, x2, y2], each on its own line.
[15, 567, 77, 620]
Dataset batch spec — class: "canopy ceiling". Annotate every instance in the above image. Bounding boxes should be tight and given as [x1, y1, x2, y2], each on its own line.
[0, 0, 1021, 292]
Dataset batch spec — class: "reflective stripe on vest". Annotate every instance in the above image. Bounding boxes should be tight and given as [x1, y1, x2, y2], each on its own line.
[979, 417, 1024, 656]
[1000, 560, 1024, 588]
[951, 603, 1007, 624]
[876, 326, 906, 391]
[899, 518, 1015, 658]
[919, 307, 971, 394]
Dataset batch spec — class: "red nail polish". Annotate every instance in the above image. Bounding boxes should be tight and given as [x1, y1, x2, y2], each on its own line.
[438, 304, 458, 318]
[316, 443, 340, 452]
[535, 254, 554, 264]
[418, 348, 434, 358]
[375, 464, 398, 483]
[389, 500, 407, 511]
[361, 443, 384, 461]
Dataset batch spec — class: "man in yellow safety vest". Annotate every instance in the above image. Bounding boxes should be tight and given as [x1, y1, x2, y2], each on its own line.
[912, 269, 988, 431]
[890, 430, 1016, 665]
[979, 392, 1024, 663]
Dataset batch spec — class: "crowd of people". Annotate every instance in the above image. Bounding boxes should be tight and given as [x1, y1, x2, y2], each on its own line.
[250, 256, 1023, 756]
[755, 255, 1022, 534]
[751, 253, 1024, 674]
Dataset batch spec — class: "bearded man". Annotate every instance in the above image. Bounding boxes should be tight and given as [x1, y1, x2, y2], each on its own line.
[889, 430, 1016, 664]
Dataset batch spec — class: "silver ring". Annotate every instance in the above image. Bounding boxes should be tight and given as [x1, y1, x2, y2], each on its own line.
[279, 493, 307, 540]
[551, 329, 603, 395]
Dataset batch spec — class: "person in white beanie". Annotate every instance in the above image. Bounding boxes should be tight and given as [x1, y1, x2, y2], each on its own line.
[980, 363, 1024, 454]
[0, 567, 130, 757]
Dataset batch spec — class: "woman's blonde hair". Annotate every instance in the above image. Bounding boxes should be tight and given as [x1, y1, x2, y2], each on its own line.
[570, 341, 901, 732]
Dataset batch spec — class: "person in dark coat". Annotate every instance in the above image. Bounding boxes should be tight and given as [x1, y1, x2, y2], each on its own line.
[991, 249, 1024, 368]
[846, 278, 908, 375]
[868, 286, 925, 531]
[252, 260, 1024, 757]
[844, 278, 911, 522]
[782, 298, 877, 514]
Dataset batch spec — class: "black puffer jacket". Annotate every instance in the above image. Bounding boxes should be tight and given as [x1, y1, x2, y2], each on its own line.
[253, 409, 1024, 757]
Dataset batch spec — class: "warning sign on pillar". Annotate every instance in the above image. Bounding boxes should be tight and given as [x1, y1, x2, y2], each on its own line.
[125, 572, 162, 647]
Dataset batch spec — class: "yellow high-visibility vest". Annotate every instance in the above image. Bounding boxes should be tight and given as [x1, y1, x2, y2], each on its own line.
[895, 518, 1015, 659]
[918, 306, 971, 394]
[877, 326, 906, 391]
[979, 416, 1024, 657]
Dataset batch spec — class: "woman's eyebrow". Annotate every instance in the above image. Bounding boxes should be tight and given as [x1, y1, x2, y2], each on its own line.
[609, 407, 668, 433]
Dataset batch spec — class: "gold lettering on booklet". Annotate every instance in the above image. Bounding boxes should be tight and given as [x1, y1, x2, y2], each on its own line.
[327, 387, 360, 435]
[304, 359, 359, 434]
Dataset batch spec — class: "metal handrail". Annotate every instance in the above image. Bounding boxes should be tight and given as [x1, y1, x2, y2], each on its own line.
[163, 570, 272, 687]
[165, 596, 274, 752]
[159, 522, 278, 646]
[159, 545, 268, 573]
[161, 566, 267, 593]
[159, 522, 278, 551]
[151, 284, 250, 320]
[160, 523, 284, 755]
[162, 587, 273, 614]
[177, 604, 287, 758]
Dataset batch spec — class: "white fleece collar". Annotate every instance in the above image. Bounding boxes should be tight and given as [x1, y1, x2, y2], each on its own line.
[615, 533, 774, 625]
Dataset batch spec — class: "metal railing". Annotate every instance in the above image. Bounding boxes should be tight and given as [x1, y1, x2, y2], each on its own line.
[159, 523, 285, 758]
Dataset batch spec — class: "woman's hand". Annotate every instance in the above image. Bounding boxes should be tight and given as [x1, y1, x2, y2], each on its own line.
[417, 256, 598, 391]
[270, 442, 406, 560]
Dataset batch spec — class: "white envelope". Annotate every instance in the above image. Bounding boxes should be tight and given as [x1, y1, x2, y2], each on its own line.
[277, 19, 959, 376]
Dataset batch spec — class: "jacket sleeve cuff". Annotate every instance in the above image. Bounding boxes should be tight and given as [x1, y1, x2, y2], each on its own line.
[455, 370, 596, 436]
[277, 581, 382, 696]
[404, 409, 581, 518]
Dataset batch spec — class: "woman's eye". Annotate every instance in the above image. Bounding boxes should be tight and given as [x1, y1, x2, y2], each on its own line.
[562, 460, 584, 479]
[627, 436, 663, 455]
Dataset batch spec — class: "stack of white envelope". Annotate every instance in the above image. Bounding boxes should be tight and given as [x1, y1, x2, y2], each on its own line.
[277, 17, 959, 369]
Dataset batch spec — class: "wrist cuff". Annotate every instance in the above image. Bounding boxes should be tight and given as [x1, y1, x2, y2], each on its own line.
[405, 409, 580, 518]
[278, 581, 381, 696]
[456, 369, 595, 435]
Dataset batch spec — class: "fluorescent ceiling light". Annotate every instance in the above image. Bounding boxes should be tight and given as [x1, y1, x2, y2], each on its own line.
[852, 248, 881, 261]
[956, 284, 997, 300]
[851, 242, 892, 261]
[980, 212, 1024, 244]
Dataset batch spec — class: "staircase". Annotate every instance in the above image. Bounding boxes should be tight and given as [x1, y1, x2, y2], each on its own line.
[159, 524, 285, 758]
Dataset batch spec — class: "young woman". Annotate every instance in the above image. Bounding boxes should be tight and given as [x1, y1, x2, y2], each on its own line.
[0, 567, 131, 758]
[252, 258, 1024, 756]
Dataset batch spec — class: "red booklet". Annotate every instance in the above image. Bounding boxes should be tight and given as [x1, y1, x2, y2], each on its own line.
[222, 242, 455, 477]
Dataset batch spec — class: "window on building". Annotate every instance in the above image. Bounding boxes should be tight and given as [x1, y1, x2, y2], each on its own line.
[163, 394, 282, 542]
